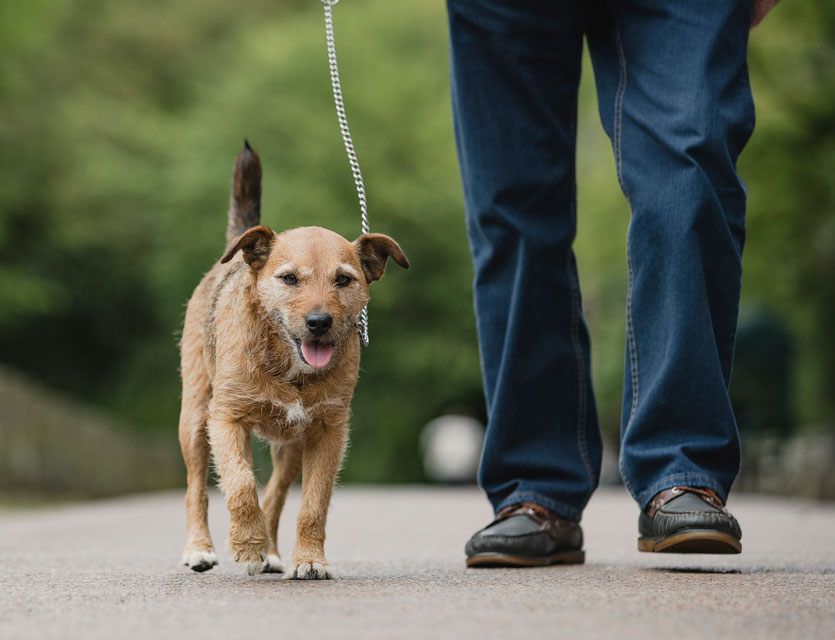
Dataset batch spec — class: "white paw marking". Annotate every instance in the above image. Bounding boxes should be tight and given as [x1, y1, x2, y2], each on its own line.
[262, 554, 286, 574]
[239, 558, 264, 576]
[182, 550, 218, 572]
[285, 562, 333, 580]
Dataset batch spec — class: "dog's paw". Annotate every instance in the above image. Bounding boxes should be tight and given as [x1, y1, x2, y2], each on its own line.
[182, 550, 218, 573]
[234, 550, 266, 576]
[229, 513, 270, 576]
[285, 562, 333, 580]
[261, 553, 285, 574]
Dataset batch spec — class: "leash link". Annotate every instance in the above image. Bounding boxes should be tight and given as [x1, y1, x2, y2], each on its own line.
[321, 0, 370, 347]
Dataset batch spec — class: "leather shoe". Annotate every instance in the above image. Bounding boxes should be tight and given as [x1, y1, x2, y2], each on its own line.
[638, 486, 742, 554]
[465, 502, 585, 568]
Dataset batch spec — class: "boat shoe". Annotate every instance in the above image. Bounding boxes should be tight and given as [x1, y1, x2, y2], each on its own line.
[465, 502, 585, 568]
[638, 486, 742, 554]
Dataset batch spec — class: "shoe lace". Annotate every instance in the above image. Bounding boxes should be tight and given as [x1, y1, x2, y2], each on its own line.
[647, 486, 727, 517]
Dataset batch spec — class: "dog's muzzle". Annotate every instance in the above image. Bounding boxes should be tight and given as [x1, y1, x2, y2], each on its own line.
[305, 312, 332, 337]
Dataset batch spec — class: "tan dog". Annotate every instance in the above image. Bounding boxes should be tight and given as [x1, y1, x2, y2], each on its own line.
[178, 142, 408, 578]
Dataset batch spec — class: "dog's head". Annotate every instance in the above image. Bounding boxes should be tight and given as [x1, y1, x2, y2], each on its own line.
[221, 225, 408, 373]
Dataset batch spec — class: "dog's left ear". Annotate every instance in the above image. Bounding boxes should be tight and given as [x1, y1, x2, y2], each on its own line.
[354, 233, 410, 283]
[220, 225, 274, 270]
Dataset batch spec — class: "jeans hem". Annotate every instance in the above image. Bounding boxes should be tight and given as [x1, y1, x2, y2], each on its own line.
[493, 491, 582, 522]
[636, 474, 728, 510]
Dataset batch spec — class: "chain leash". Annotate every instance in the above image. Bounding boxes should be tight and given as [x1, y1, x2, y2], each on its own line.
[321, 0, 370, 347]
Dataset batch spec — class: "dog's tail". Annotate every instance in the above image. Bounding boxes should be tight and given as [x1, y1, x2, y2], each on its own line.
[226, 140, 262, 244]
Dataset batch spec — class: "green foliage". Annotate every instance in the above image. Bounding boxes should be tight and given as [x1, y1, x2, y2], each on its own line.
[0, 1, 832, 483]
[740, 3, 835, 425]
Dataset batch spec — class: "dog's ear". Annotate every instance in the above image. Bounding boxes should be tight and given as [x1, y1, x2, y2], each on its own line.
[354, 233, 410, 283]
[220, 225, 274, 270]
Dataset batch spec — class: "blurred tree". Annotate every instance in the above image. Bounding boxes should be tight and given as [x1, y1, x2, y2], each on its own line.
[740, 2, 835, 427]
[0, 0, 832, 484]
[732, 303, 793, 436]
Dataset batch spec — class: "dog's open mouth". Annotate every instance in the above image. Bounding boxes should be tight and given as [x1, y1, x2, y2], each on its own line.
[298, 339, 334, 368]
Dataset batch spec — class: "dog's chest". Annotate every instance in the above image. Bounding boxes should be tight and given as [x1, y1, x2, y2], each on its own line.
[277, 399, 313, 429]
[247, 398, 314, 442]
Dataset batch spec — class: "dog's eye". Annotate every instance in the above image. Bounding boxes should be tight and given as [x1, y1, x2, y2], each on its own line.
[281, 274, 298, 285]
[335, 274, 353, 288]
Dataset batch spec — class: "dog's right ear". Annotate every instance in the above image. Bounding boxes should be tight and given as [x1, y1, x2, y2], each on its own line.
[220, 225, 274, 270]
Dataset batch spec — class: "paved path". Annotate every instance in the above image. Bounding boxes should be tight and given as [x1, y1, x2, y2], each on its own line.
[1, 487, 833, 639]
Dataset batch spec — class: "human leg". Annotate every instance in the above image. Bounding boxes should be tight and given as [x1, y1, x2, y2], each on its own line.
[447, 0, 602, 523]
[587, 0, 754, 542]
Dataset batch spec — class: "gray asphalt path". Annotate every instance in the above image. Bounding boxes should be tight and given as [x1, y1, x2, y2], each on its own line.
[1, 486, 833, 639]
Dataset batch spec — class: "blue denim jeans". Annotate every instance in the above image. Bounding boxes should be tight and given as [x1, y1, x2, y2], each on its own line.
[447, 0, 755, 520]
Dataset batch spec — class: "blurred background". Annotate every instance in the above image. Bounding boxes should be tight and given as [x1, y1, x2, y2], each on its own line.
[1, 0, 833, 501]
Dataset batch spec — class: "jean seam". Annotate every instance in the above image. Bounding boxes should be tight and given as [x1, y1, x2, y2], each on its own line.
[495, 491, 581, 521]
[620, 234, 639, 500]
[568, 255, 595, 490]
[611, 9, 639, 501]
[638, 474, 728, 509]
[567, 97, 595, 496]
[612, 15, 630, 203]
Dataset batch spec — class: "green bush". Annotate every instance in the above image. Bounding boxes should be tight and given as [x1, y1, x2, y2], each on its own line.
[0, 1, 832, 483]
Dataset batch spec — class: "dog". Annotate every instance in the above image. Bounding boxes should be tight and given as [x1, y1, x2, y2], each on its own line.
[178, 141, 408, 578]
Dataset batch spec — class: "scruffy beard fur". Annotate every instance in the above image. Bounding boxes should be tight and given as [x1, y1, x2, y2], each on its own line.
[177, 141, 408, 578]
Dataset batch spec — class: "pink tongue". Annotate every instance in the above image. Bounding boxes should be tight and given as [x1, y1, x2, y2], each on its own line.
[301, 341, 334, 368]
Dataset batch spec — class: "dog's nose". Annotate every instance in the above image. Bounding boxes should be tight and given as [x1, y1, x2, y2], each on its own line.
[305, 312, 333, 336]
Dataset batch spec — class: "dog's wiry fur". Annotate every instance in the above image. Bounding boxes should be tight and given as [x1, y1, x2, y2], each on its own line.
[178, 142, 408, 578]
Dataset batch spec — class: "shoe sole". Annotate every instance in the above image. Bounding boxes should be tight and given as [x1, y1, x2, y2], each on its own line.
[466, 550, 585, 568]
[638, 530, 741, 554]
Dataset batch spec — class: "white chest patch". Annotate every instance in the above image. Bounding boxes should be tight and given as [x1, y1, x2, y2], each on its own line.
[283, 400, 311, 425]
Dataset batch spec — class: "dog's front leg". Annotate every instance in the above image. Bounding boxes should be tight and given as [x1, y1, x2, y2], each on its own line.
[207, 414, 269, 575]
[261, 441, 303, 573]
[287, 417, 348, 580]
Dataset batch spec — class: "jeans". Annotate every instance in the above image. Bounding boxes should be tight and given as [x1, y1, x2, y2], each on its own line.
[447, 0, 755, 520]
